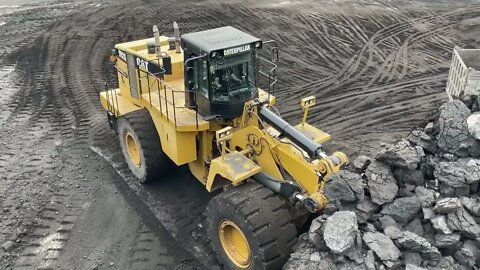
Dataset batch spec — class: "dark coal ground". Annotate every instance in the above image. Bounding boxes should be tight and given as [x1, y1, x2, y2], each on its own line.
[1, 0, 480, 269]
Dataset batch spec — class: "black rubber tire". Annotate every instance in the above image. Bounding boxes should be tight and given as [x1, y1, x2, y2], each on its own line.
[206, 182, 298, 270]
[117, 109, 170, 183]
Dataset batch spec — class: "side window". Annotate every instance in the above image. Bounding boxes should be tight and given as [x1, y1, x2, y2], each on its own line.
[197, 60, 209, 98]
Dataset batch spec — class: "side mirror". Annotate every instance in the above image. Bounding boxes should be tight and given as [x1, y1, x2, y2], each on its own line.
[271, 47, 279, 63]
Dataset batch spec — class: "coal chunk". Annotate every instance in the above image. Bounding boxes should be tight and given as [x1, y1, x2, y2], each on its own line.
[437, 100, 480, 157]
[380, 196, 421, 224]
[434, 232, 461, 248]
[393, 168, 425, 187]
[406, 130, 438, 154]
[414, 186, 437, 208]
[447, 207, 480, 239]
[325, 171, 364, 203]
[323, 211, 358, 254]
[363, 232, 401, 262]
[394, 231, 441, 259]
[434, 158, 480, 188]
[433, 198, 461, 214]
[467, 113, 480, 140]
[453, 240, 479, 268]
[460, 196, 480, 217]
[376, 140, 425, 170]
[431, 215, 453, 235]
[365, 161, 398, 205]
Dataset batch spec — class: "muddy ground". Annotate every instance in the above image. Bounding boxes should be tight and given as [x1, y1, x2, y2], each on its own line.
[1, 0, 480, 269]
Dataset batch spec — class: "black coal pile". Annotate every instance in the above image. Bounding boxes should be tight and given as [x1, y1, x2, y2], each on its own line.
[284, 99, 480, 270]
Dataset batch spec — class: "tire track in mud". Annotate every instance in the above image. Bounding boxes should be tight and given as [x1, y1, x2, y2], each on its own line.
[4, 2, 206, 269]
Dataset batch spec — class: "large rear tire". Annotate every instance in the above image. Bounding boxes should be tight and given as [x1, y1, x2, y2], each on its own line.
[206, 182, 298, 270]
[117, 109, 170, 183]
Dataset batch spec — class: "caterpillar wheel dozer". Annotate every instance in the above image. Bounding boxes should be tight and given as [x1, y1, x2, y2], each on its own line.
[99, 22, 348, 270]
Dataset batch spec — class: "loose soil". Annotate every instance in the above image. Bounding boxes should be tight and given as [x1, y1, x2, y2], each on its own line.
[1, 0, 480, 269]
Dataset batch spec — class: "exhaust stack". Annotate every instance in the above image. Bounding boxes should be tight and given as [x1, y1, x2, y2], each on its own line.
[173, 22, 181, 54]
[153, 25, 161, 58]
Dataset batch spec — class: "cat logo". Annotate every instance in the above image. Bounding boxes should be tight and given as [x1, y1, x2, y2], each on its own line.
[223, 44, 251, 56]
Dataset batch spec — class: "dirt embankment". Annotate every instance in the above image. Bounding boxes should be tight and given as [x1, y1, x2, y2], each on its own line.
[1, 0, 480, 269]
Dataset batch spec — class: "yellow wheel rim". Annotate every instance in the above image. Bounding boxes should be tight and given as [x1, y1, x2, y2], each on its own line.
[125, 131, 141, 167]
[219, 219, 251, 268]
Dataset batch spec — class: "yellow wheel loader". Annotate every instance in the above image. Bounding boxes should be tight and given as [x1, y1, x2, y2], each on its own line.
[99, 23, 348, 270]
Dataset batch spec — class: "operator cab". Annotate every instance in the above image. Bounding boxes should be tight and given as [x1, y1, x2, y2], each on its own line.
[182, 26, 263, 119]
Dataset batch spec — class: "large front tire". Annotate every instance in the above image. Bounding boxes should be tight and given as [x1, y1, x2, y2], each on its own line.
[117, 109, 170, 183]
[206, 182, 297, 270]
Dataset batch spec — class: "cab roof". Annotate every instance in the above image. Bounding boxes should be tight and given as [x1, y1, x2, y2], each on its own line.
[181, 26, 261, 56]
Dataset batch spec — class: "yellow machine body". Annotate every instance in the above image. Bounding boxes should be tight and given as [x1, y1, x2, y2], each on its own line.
[99, 31, 347, 212]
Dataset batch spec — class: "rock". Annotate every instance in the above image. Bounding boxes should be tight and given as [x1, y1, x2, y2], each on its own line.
[414, 187, 437, 208]
[364, 250, 376, 270]
[1, 241, 13, 252]
[362, 222, 377, 233]
[308, 217, 328, 251]
[356, 198, 379, 222]
[404, 218, 424, 237]
[447, 207, 480, 239]
[421, 222, 436, 246]
[405, 265, 426, 270]
[431, 215, 453, 235]
[325, 171, 364, 203]
[434, 232, 461, 248]
[398, 188, 414, 198]
[283, 247, 336, 270]
[433, 198, 462, 214]
[363, 232, 401, 262]
[403, 251, 423, 267]
[425, 256, 460, 270]
[379, 215, 399, 230]
[437, 100, 480, 157]
[424, 122, 434, 133]
[467, 113, 480, 140]
[353, 155, 372, 172]
[453, 240, 479, 268]
[382, 260, 401, 269]
[365, 161, 398, 205]
[393, 168, 425, 187]
[434, 158, 480, 188]
[380, 196, 421, 224]
[422, 207, 435, 220]
[406, 130, 438, 154]
[460, 196, 480, 216]
[323, 211, 358, 254]
[384, 225, 403, 240]
[376, 140, 425, 170]
[394, 231, 441, 259]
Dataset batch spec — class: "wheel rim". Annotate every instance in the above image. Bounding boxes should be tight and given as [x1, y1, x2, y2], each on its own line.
[125, 131, 141, 167]
[219, 219, 251, 268]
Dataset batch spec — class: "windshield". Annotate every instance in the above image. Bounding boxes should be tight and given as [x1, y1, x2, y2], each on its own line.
[210, 51, 256, 102]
